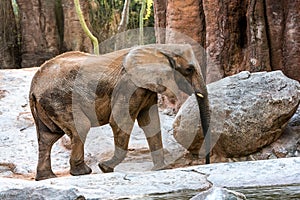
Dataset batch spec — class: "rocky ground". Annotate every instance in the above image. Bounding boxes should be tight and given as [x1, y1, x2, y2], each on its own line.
[0, 68, 300, 199]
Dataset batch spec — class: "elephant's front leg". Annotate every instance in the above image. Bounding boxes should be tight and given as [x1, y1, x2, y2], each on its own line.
[98, 116, 133, 173]
[137, 104, 166, 170]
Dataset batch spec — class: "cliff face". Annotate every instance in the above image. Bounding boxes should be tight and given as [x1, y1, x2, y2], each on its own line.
[154, 0, 300, 83]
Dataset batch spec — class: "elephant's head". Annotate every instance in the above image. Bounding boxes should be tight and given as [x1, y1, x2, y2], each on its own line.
[123, 44, 211, 163]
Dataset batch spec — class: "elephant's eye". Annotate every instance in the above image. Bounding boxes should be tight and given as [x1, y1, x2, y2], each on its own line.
[185, 64, 195, 74]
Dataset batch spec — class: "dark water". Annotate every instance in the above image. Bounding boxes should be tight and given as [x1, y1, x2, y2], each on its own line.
[126, 185, 300, 200]
[233, 184, 300, 200]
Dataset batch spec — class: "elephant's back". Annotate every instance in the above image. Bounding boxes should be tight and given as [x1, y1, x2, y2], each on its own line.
[29, 52, 86, 96]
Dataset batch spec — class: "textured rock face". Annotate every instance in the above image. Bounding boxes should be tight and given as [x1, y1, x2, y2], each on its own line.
[174, 71, 300, 157]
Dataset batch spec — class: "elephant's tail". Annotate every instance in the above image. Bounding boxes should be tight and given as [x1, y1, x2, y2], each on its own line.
[29, 92, 39, 125]
[29, 92, 60, 133]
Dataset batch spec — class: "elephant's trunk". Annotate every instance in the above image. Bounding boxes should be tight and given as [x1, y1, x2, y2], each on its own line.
[196, 92, 210, 164]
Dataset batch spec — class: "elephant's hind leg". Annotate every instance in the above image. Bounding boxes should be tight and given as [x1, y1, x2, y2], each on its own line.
[137, 103, 166, 170]
[35, 119, 64, 181]
[98, 117, 133, 173]
[67, 110, 92, 176]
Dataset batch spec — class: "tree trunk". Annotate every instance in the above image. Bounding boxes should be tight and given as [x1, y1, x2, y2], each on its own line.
[18, 0, 60, 68]
[153, 0, 167, 44]
[157, 0, 300, 82]
[264, 0, 285, 72]
[203, 0, 251, 83]
[245, 0, 271, 73]
[118, 0, 130, 33]
[263, 0, 300, 81]
[166, 0, 206, 79]
[0, 0, 20, 69]
[281, 0, 300, 81]
[62, 0, 92, 53]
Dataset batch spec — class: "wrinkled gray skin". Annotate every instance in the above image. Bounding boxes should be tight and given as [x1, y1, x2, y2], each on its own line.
[29, 44, 210, 181]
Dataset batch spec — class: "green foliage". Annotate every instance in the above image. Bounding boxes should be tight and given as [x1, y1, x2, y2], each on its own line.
[89, 0, 154, 44]
[10, 0, 21, 46]
[144, 0, 153, 20]
[139, 0, 146, 44]
[75, 0, 99, 55]
[11, 0, 19, 17]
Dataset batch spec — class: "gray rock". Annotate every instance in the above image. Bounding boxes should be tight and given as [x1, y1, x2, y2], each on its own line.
[288, 104, 300, 127]
[0, 187, 80, 200]
[191, 187, 246, 200]
[0, 169, 211, 199]
[174, 71, 300, 157]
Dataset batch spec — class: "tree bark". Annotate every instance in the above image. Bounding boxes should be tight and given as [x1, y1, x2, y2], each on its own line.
[245, 0, 271, 73]
[62, 0, 92, 53]
[166, 0, 206, 79]
[153, 0, 167, 44]
[0, 0, 20, 69]
[265, 0, 285, 71]
[203, 0, 251, 83]
[118, 0, 130, 33]
[264, 0, 300, 81]
[281, 0, 300, 81]
[18, 0, 60, 68]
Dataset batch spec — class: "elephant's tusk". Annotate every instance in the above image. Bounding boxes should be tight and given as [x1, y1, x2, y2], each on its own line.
[196, 93, 204, 98]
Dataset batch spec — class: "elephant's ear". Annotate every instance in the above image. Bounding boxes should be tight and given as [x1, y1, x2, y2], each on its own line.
[122, 46, 179, 94]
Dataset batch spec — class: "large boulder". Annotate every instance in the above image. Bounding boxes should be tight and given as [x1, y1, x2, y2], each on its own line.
[173, 71, 300, 158]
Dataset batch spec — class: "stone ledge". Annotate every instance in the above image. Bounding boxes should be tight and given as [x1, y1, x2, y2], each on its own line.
[0, 157, 299, 199]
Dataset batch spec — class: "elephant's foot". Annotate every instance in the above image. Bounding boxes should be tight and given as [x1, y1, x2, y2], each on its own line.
[98, 162, 114, 173]
[151, 162, 168, 171]
[70, 162, 92, 176]
[35, 170, 57, 181]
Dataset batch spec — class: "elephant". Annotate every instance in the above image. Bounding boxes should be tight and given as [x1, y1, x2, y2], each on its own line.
[29, 44, 210, 181]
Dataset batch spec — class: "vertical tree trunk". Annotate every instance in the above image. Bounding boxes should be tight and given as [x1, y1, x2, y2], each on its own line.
[118, 0, 130, 33]
[281, 0, 300, 81]
[114, 0, 130, 50]
[265, 0, 285, 71]
[245, 0, 271, 72]
[153, 0, 167, 44]
[203, 0, 250, 83]
[62, 0, 92, 53]
[166, 0, 206, 78]
[0, 0, 20, 69]
[264, 0, 300, 81]
[18, 0, 60, 68]
[203, 1, 222, 83]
